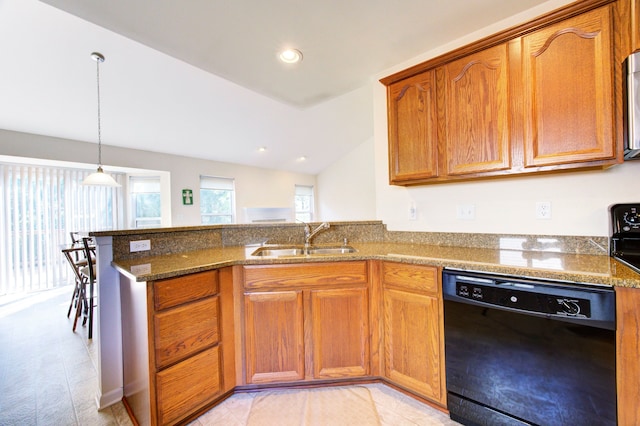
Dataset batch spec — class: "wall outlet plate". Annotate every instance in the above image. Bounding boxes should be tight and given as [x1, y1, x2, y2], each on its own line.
[130, 240, 151, 252]
[536, 201, 552, 220]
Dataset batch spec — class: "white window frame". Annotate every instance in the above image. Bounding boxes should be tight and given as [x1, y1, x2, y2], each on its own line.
[294, 184, 314, 223]
[129, 175, 162, 229]
[200, 175, 236, 224]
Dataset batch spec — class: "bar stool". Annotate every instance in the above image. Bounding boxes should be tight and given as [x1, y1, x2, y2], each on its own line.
[64, 235, 89, 319]
[74, 237, 96, 339]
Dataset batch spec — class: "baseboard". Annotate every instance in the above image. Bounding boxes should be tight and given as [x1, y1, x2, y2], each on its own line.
[96, 387, 124, 410]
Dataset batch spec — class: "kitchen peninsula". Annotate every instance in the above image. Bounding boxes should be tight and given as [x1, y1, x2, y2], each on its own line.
[92, 222, 640, 425]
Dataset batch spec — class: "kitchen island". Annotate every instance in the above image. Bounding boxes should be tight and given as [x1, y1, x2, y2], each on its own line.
[91, 222, 640, 425]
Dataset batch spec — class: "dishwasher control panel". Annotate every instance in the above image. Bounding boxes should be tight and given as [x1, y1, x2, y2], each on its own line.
[454, 282, 591, 318]
[442, 269, 615, 329]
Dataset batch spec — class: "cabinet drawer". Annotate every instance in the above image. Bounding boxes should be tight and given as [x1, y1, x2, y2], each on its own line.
[156, 345, 221, 426]
[244, 261, 368, 290]
[382, 262, 438, 294]
[154, 296, 219, 369]
[154, 270, 218, 311]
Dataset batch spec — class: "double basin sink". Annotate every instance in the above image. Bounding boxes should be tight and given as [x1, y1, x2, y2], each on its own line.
[251, 245, 357, 257]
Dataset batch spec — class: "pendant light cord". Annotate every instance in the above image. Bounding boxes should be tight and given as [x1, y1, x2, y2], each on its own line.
[95, 54, 103, 168]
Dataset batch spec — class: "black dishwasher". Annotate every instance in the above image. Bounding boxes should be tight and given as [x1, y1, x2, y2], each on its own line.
[443, 269, 616, 426]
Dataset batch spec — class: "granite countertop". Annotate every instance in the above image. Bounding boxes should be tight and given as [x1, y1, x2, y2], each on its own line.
[111, 241, 640, 288]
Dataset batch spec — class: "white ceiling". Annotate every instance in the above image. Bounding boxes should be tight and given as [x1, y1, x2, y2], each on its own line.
[0, 0, 553, 174]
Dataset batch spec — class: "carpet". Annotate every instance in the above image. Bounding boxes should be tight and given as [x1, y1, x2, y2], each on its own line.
[246, 386, 381, 426]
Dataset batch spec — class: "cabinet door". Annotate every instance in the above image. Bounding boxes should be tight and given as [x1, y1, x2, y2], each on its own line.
[156, 345, 221, 426]
[616, 286, 640, 425]
[244, 291, 305, 384]
[521, 7, 615, 167]
[634, 0, 640, 52]
[382, 262, 445, 405]
[387, 71, 439, 183]
[439, 43, 512, 176]
[310, 287, 369, 379]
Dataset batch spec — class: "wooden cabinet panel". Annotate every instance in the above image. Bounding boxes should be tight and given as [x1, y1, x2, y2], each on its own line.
[633, 0, 640, 53]
[521, 7, 615, 166]
[154, 270, 218, 310]
[382, 262, 445, 406]
[310, 287, 369, 378]
[381, 0, 623, 186]
[156, 345, 221, 426]
[439, 43, 512, 175]
[387, 71, 439, 183]
[615, 286, 640, 425]
[244, 291, 305, 383]
[382, 262, 438, 294]
[243, 261, 367, 290]
[384, 288, 444, 404]
[154, 296, 219, 369]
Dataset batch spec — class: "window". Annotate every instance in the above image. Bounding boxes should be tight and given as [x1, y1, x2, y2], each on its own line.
[0, 163, 123, 295]
[129, 176, 161, 229]
[295, 185, 314, 223]
[200, 176, 235, 224]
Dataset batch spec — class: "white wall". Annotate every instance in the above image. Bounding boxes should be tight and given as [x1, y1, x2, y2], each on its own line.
[366, 0, 640, 237]
[0, 129, 315, 227]
[317, 137, 377, 221]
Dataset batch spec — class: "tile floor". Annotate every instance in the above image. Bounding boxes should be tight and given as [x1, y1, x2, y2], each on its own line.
[0, 286, 459, 426]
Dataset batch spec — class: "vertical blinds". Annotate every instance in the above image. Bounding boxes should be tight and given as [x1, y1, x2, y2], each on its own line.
[0, 164, 123, 295]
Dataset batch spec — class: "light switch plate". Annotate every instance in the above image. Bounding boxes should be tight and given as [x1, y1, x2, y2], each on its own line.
[456, 204, 476, 220]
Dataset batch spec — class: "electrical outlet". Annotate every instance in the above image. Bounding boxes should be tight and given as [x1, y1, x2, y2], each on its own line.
[456, 204, 476, 220]
[536, 201, 552, 220]
[408, 201, 417, 220]
[130, 239, 151, 252]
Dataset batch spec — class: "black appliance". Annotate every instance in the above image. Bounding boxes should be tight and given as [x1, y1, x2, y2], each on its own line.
[610, 203, 640, 273]
[443, 269, 616, 426]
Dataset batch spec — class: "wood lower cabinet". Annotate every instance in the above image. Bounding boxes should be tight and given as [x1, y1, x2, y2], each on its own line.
[149, 270, 225, 425]
[242, 261, 370, 384]
[121, 268, 234, 426]
[244, 290, 305, 383]
[155, 346, 221, 425]
[615, 285, 640, 425]
[382, 262, 446, 406]
[310, 287, 369, 379]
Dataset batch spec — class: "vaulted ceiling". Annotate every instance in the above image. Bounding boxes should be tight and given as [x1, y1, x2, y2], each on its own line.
[0, 0, 554, 174]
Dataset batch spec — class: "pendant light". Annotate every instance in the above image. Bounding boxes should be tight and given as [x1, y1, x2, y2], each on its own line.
[82, 52, 121, 187]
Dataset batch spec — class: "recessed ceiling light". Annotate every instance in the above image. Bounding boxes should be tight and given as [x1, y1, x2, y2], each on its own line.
[279, 48, 303, 64]
[296, 156, 307, 162]
[258, 146, 267, 152]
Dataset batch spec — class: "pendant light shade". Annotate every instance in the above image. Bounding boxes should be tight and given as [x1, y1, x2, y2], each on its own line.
[82, 52, 121, 187]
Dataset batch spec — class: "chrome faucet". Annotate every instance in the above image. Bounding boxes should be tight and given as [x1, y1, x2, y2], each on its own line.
[304, 222, 330, 248]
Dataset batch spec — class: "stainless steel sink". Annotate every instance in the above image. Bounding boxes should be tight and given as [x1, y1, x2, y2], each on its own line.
[250, 245, 357, 257]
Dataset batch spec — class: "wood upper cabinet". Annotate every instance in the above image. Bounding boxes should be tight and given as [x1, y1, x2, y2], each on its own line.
[382, 262, 446, 406]
[633, 0, 640, 52]
[381, 0, 625, 185]
[521, 6, 616, 167]
[242, 261, 370, 384]
[438, 43, 512, 176]
[387, 71, 438, 183]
